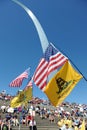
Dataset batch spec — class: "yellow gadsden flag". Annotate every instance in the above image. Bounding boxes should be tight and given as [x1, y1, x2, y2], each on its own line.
[44, 61, 82, 106]
[10, 81, 32, 108]
[80, 120, 85, 130]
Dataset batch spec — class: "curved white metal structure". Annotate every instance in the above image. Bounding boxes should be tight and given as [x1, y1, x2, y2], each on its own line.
[12, 0, 49, 53]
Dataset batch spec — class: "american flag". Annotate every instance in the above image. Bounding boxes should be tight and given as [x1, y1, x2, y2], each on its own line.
[9, 68, 29, 87]
[33, 43, 68, 91]
[24, 78, 33, 91]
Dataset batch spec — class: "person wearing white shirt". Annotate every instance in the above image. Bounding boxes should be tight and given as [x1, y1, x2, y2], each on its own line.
[61, 123, 74, 130]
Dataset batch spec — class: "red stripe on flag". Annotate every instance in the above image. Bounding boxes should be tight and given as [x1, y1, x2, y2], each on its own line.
[33, 59, 48, 90]
[9, 69, 29, 87]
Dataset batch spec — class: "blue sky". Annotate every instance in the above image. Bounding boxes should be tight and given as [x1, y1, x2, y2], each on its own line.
[0, 0, 87, 104]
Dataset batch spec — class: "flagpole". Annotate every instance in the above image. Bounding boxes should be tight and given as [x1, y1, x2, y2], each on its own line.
[26, 77, 33, 130]
[19, 67, 30, 130]
[30, 77, 33, 130]
[25, 76, 34, 130]
[11, 0, 87, 81]
[50, 42, 87, 82]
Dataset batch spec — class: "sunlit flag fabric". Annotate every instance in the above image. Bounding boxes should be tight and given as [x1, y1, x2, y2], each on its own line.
[10, 80, 33, 108]
[9, 68, 29, 87]
[44, 61, 82, 106]
[33, 43, 68, 91]
[80, 120, 85, 130]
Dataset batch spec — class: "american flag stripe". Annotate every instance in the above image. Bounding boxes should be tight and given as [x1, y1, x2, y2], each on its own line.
[34, 71, 48, 89]
[49, 52, 67, 65]
[24, 80, 33, 91]
[10, 79, 24, 87]
[9, 69, 29, 87]
[34, 58, 48, 80]
[48, 59, 68, 76]
[49, 56, 68, 70]
[33, 59, 48, 81]
[34, 74, 47, 90]
[34, 64, 48, 84]
[33, 59, 48, 89]
[47, 53, 68, 75]
[10, 79, 23, 87]
[39, 77, 47, 90]
[49, 56, 67, 69]
[33, 43, 68, 91]
[27, 80, 32, 87]
[49, 52, 64, 61]
[20, 72, 29, 78]
[34, 70, 47, 88]
[34, 58, 67, 90]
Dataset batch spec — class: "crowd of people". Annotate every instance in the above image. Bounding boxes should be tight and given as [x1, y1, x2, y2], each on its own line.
[0, 104, 38, 130]
[0, 91, 87, 130]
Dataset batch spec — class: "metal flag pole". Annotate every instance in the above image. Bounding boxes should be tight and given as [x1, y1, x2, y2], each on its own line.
[24, 76, 34, 130]
[11, 0, 49, 54]
[11, 0, 87, 82]
[50, 42, 87, 82]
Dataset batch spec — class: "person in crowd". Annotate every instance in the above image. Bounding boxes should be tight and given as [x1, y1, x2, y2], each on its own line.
[49, 113, 55, 123]
[14, 116, 19, 126]
[61, 123, 74, 130]
[1, 120, 12, 130]
[26, 113, 32, 126]
[10, 116, 15, 126]
[21, 116, 26, 125]
[29, 117, 37, 130]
